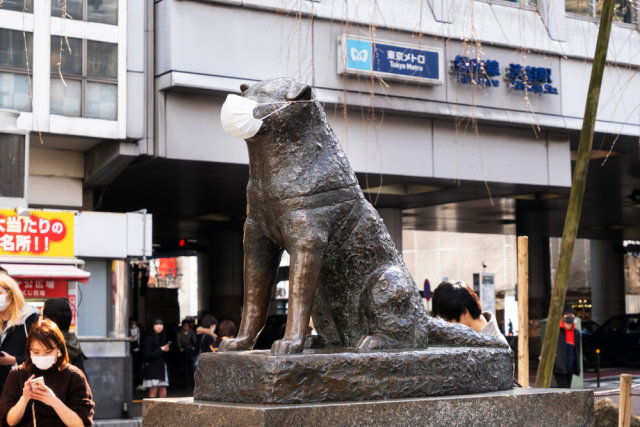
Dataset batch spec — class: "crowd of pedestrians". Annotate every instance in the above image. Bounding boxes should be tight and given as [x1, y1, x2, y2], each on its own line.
[130, 314, 237, 395]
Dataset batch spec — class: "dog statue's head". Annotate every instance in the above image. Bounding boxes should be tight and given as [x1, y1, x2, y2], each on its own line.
[237, 78, 318, 140]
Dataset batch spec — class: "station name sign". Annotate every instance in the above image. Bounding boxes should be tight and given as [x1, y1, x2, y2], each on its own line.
[451, 55, 559, 95]
[338, 35, 443, 85]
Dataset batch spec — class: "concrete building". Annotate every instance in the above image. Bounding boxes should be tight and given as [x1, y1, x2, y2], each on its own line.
[1, 0, 640, 410]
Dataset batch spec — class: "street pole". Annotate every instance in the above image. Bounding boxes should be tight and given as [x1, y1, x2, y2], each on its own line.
[534, 0, 616, 388]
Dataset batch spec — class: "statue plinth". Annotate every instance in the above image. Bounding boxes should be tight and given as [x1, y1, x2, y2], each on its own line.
[143, 389, 594, 426]
[194, 347, 513, 404]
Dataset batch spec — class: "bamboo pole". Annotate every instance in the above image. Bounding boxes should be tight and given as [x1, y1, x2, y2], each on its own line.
[534, 0, 616, 388]
[619, 374, 631, 427]
[517, 236, 529, 387]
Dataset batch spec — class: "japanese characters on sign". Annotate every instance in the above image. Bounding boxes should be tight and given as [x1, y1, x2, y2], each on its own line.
[505, 63, 559, 95]
[18, 279, 68, 299]
[0, 210, 74, 257]
[450, 55, 500, 88]
[339, 35, 443, 85]
[448, 54, 560, 95]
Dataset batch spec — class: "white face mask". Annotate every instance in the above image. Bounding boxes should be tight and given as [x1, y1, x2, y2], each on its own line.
[220, 94, 292, 140]
[31, 355, 56, 370]
[0, 294, 10, 312]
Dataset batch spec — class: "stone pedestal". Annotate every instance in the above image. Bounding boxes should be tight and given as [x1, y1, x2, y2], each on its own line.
[194, 347, 513, 403]
[143, 388, 594, 426]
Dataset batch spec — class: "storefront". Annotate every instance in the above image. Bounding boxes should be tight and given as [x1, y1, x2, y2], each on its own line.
[0, 208, 90, 327]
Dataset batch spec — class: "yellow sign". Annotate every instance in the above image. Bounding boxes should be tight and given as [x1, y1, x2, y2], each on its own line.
[0, 210, 74, 257]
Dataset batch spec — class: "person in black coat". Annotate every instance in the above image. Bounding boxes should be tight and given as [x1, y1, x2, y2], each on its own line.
[0, 273, 40, 391]
[553, 307, 582, 388]
[142, 319, 170, 398]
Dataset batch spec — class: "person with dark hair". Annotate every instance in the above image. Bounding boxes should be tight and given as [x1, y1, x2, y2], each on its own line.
[42, 298, 87, 371]
[176, 319, 196, 388]
[553, 307, 581, 388]
[217, 319, 237, 342]
[197, 315, 219, 355]
[142, 319, 170, 398]
[0, 273, 40, 391]
[0, 319, 94, 426]
[432, 280, 508, 345]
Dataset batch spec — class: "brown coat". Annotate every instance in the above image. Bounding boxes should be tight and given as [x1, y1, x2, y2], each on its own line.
[0, 364, 94, 426]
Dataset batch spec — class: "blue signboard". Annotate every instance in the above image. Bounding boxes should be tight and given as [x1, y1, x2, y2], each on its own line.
[505, 63, 559, 95]
[339, 35, 443, 85]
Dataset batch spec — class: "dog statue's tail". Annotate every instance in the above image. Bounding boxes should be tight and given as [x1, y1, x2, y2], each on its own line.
[425, 316, 511, 349]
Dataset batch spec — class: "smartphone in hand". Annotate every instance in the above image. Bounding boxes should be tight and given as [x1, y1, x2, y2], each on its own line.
[30, 376, 44, 390]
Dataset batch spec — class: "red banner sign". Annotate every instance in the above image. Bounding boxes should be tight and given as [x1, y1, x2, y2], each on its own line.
[18, 280, 69, 299]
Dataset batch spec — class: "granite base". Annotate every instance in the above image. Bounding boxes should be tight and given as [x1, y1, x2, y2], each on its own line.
[143, 388, 594, 427]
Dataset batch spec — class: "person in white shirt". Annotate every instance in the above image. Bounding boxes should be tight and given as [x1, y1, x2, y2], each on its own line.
[431, 280, 508, 345]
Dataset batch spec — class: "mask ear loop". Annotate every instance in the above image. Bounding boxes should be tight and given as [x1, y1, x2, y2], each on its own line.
[256, 99, 317, 121]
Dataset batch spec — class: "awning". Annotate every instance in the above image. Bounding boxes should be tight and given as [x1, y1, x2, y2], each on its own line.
[0, 263, 90, 283]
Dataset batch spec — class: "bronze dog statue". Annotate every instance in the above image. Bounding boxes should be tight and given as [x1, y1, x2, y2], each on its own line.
[218, 78, 509, 355]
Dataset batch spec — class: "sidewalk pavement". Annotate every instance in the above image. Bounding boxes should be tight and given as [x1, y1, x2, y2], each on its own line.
[583, 368, 640, 417]
[528, 367, 640, 416]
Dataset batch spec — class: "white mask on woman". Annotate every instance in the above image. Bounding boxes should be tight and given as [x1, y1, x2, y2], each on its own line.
[0, 294, 10, 312]
[31, 355, 56, 370]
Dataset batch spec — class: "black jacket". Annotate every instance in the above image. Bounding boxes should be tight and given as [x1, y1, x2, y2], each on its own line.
[142, 333, 167, 380]
[0, 308, 39, 390]
[553, 326, 581, 376]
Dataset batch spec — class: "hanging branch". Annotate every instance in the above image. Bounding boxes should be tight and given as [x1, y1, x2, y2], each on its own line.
[534, 0, 616, 388]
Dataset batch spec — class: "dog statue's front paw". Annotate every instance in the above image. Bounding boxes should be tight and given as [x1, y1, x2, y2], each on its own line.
[271, 337, 305, 354]
[218, 336, 253, 352]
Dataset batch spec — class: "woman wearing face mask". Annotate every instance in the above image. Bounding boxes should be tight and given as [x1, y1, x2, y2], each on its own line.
[553, 307, 582, 388]
[0, 319, 94, 426]
[0, 273, 40, 391]
[142, 319, 170, 398]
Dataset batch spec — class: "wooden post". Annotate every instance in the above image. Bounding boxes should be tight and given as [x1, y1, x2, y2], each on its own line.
[619, 374, 632, 427]
[517, 236, 529, 387]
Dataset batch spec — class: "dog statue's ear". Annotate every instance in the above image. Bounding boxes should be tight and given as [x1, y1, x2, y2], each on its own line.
[287, 84, 313, 101]
[240, 83, 251, 93]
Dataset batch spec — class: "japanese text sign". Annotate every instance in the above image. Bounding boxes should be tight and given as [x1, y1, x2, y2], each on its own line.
[18, 279, 68, 299]
[0, 209, 74, 257]
[339, 35, 443, 85]
[450, 55, 500, 88]
[505, 63, 559, 95]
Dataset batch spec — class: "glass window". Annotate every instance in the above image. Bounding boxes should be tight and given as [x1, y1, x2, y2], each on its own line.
[615, 0, 636, 23]
[50, 36, 82, 76]
[0, 72, 31, 111]
[566, 0, 637, 23]
[627, 317, 640, 333]
[50, 78, 81, 116]
[87, 41, 117, 79]
[0, 0, 34, 13]
[52, 0, 118, 24]
[601, 316, 625, 334]
[88, 0, 118, 25]
[51, 0, 82, 19]
[50, 38, 118, 120]
[566, 0, 593, 16]
[86, 82, 116, 119]
[494, 0, 537, 5]
[0, 29, 33, 70]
